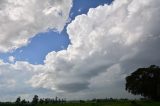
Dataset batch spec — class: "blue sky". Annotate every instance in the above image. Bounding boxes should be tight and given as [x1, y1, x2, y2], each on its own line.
[0, 0, 113, 64]
[0, 0, 160, 101]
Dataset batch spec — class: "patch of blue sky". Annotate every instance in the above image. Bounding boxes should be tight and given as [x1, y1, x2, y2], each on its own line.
[0, 30, 70, 64]
[70, 0, 113, 20]
[0, 0, 113, 64]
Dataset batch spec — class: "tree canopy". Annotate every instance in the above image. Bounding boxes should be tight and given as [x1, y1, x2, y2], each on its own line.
[126, 65, 160, 100]
[32, 95, 39, 104]
[15, 97, 21, 104]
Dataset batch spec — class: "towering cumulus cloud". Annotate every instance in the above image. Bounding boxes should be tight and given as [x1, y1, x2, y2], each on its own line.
[28, 0, 160, 98]
[1, 0, 160, 100]
[0, 0, 72, 52]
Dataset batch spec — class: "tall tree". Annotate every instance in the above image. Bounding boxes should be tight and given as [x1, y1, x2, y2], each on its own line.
[126, 65, 160, 100]
[32, 95, 39, 104]
[15, 97, 21, 105]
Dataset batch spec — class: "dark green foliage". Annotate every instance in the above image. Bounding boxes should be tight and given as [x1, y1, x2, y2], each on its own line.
[15, 97, 21, 105]
[126, 65, 160, 100]
[32, 95, 39, 104]
[39, 99, 45, 104]
[14, 97, 32, 106]
[21, 99, 27, 103]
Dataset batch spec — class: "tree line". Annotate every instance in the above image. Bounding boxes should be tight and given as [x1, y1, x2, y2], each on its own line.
[0, 95, 67, 106]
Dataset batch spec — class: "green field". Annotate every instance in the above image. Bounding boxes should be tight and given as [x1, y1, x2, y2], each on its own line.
[36, 101, 160, 106]
[1, 101, 160, 106]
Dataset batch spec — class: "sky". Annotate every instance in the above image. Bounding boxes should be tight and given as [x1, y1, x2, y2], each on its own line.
[0, 0, 113, 64]
[0, 0, 160, 101]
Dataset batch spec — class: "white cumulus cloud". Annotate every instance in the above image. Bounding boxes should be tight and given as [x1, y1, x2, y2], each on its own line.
[0, 0, 72, 52]
[8, 56, 15, 63]
[27, 0, 160, 99]
[0, 0, 160, 100]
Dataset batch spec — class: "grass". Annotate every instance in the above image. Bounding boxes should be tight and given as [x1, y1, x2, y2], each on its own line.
[1, 101, 160, 106]
[37, 101, 160, 106]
